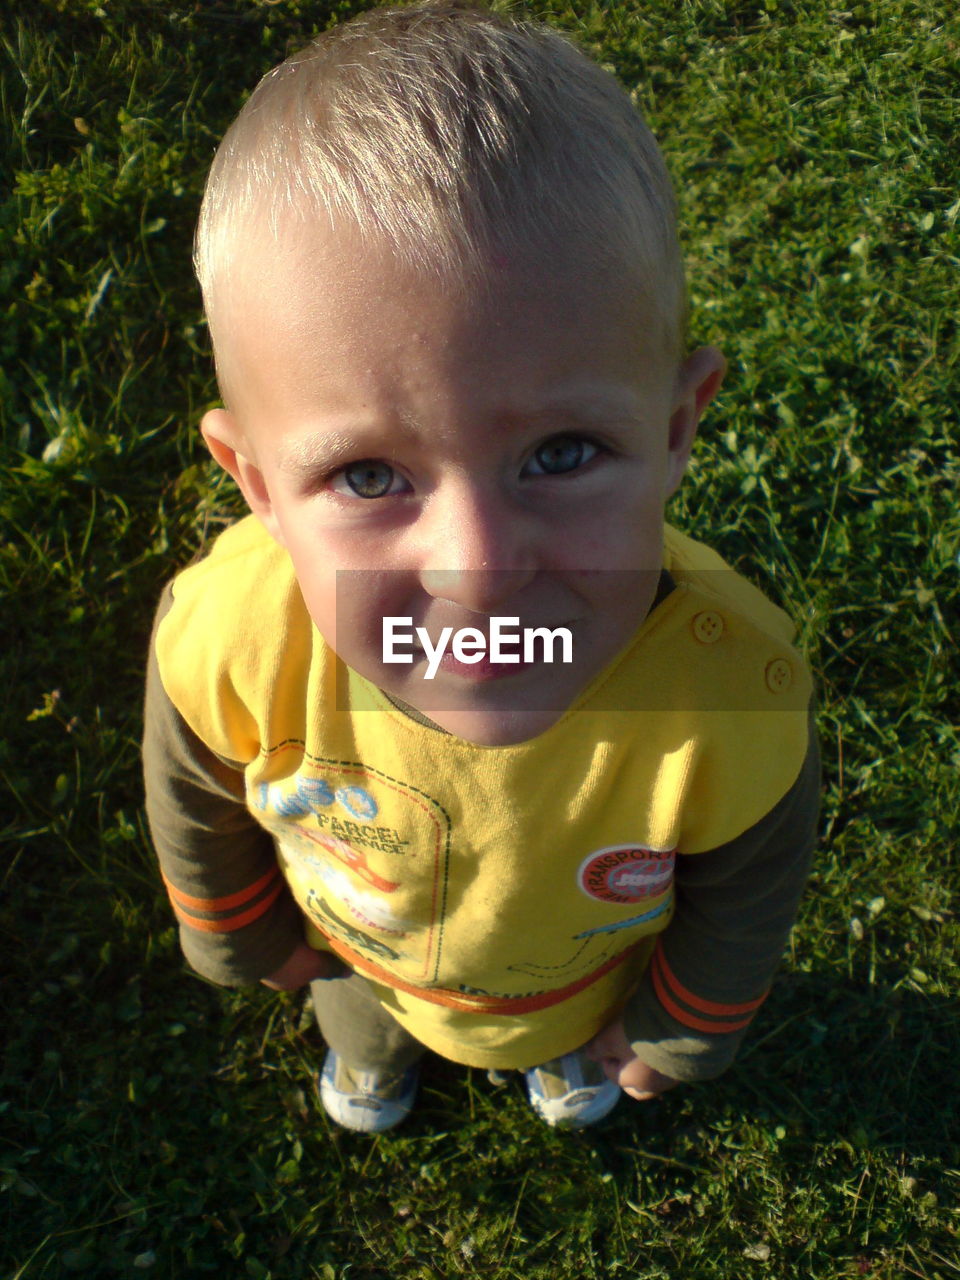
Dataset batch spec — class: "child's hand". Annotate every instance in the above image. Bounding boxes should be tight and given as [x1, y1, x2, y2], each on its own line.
[585, 1018, 679, 1101]
[261, 941, 345, 989]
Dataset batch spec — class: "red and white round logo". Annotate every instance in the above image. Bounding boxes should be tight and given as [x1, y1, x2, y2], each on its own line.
[577, 845, 675, 905]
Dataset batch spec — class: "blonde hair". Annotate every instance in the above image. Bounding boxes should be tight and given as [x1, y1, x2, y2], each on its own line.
[195, 1, 687, 387]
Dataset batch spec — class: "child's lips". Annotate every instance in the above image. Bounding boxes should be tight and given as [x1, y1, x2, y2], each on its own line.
[406, 645, 535, 681]
[434, 650, 535, 681]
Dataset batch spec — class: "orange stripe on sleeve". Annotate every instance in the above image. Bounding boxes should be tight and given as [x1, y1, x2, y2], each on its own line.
[650, 947, 762, 1035]
[654, 942, 769, 1017]
[162, 865, 280, 915]
[167, 879, 286, 933]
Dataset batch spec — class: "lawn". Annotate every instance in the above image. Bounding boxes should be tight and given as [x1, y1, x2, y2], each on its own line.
[1, 1, 958, 1276]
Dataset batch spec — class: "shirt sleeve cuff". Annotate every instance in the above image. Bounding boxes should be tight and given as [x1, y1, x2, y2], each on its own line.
[621, 977, 754, 1082]
[176, 883, 308, 987]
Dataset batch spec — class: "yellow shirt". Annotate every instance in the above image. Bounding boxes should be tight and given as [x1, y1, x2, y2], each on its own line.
[156, 516, 811, 1069]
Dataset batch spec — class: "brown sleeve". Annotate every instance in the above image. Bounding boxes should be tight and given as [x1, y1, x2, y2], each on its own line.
[622, 708, 821, 1082]
[142, 584, 306, 986]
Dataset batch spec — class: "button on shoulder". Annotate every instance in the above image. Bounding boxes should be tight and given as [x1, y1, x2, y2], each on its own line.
[692, 610, 724, 644]
[765, 658, 793, 693]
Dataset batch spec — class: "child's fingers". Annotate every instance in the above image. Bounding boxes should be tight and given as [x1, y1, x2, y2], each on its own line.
[616, 1058, 679, 1100]
[261, 942, 344, 989]
[622, 1086, 661, 1102]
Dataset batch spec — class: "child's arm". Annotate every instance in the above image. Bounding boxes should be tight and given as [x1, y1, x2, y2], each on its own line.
[143, 591, 341, 989]
[260, 940, 341, 989]
[589, 712, 821, 1096]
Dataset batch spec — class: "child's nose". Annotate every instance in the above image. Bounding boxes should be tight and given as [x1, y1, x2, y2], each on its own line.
[416, 483, 537, 611]
[419, 566, 533, 612]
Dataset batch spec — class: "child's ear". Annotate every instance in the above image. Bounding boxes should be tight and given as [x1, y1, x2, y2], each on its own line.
[200, 409, 287, 547]
[664, 345, 726, 498]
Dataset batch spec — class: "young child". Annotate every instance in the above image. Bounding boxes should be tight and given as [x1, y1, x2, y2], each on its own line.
[144, 0, 819, 1132]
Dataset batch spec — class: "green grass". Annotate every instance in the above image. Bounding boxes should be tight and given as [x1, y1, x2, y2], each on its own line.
[1, 1, 958, 1276]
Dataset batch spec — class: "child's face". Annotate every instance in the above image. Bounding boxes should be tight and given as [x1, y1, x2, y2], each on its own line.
[203, 233, 724, 745]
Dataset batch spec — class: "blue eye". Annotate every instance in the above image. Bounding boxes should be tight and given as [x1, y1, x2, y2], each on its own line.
[332, 460, 401, 499]
[526, 435, 598, 476]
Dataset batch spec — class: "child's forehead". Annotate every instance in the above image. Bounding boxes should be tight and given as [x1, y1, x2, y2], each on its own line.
[210, 211, 681, 440]
[224, 213, 669, 349]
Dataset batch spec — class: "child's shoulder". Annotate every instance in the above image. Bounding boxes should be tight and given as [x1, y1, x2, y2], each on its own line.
[178, 512, 286, 577]
[663, 524, 797, 646]
[166, 513, 295, 617]
[154, 517, 314, 759]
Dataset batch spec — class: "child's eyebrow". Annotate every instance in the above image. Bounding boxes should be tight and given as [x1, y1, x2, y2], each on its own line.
[276, 394, 647, 476]
[524, 393, 646, 430]
[276, 416, 432, 476]
[277, 431, 370, 477]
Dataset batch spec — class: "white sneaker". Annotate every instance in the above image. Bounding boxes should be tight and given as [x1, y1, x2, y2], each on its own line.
[524, 1050, 621, 1128]
[318, 1049, 419, 1133]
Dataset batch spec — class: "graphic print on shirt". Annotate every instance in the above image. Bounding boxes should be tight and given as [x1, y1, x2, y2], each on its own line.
[251, 762, 677, 1004]
[251, 764, 451, 981]
[573, 845, 675, 936]
[504, 845, 676, 981]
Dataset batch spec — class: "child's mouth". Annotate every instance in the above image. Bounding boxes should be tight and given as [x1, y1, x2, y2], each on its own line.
[433, 650, 536, 681]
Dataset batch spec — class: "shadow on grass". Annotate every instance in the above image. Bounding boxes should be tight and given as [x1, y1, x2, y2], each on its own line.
[716, 970, 958, 1156]
[2, 896, 957, 1277]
